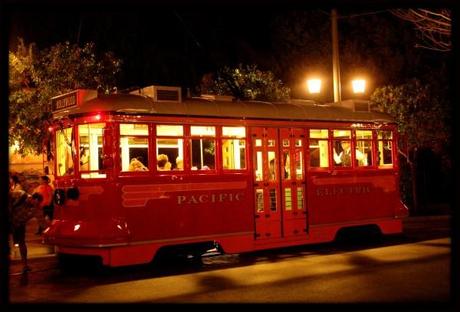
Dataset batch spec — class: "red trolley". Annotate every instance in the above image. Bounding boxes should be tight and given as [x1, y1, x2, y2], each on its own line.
[43, 86, 409, 267]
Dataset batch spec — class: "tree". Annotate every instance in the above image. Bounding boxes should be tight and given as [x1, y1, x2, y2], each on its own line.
[371, 79, 450, 149]
[9, 39, 122, 156]
[390, 9, 451, 52]
[201, 64, 290, 101]
[9, 39, 42, 156]
[370, 78, 452, 211]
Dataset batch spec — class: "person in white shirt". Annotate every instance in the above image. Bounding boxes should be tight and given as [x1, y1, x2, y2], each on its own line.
[334, 140, 367, 167]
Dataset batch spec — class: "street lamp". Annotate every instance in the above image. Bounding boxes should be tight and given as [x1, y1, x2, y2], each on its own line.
[307, 79, 322, 94]
[352, 79, 366, 94]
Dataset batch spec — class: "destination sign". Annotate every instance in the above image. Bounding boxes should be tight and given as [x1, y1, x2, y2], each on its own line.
[51, 89, 98, 113]
[52, 92, 77, 111]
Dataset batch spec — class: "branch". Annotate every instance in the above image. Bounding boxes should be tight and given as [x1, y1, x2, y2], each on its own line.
[390, 9, 451, 51]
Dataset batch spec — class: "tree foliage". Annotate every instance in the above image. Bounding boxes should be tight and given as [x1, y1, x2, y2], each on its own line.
[9, 39, 122, 156]
[202, 64, 291, 101]
[371, 78, 452, 210]
[370, 78, 451, 161]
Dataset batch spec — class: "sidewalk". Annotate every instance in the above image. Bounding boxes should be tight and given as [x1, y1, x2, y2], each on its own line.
[9, 217, 56, 263]
[9, 214, 452, 264]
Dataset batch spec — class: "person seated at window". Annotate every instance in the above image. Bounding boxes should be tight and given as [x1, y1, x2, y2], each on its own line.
[80, 147, 90, 171]
[157, 154, 171, 171]
[129, 157, 149, 171]
[175, 156, 183, 170]
[333, 140, 367, 167]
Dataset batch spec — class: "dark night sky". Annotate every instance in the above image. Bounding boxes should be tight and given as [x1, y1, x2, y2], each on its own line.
[5, 2, 453, 100]
[8, 6, 280, 88]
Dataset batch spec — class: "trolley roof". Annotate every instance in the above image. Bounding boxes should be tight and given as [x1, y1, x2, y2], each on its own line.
[52, 93, 395, 124]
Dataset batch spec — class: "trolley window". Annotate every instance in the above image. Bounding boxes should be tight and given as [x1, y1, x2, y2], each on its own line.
[156, 125, 184, 171]
[190, 126, 216, 171]
[222, 126, 246, 170]
[120, 123, 149, 172]
[309, 129, 329, 168]
[332, 129, 352, 167]
[56, 127, 75, 176]
[78, 123, 106, 178]
[355, 130, 373, 167]
[377, 130, 393, 167]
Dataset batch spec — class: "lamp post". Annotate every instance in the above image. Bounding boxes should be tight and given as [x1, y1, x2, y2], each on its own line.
[305, 9, 368, 103]
[331, 8, 341, 103]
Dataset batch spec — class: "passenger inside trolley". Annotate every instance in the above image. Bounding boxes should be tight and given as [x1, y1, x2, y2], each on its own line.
[129, 157, 149, 171]
[333, 139, 367, 167]
[157, 154, 171, 171]
[79, 147, 90, 171]
[175, 156, 183, 170]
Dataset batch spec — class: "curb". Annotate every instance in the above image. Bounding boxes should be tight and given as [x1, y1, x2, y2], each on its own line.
[404, 214, 451, 223]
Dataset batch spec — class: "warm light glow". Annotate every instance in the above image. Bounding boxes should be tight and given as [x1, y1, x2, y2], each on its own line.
[95, 113, 102, 121]
[74, 224, 81, 231]
[352, 79, 366, 94]
[307, 79, 322, 94]
[48, 126, 54, 132]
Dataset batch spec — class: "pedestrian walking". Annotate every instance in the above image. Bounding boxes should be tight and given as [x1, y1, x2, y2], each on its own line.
[9, 190, 43, 273]
[33, 175, 54, 234]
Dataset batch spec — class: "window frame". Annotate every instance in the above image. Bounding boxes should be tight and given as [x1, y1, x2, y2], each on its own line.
[354, 129, 375, 169]
[307, 128, 330, 170]
[155, 124, 185, 174]
[55, 125, 76, 177]
[77, 122, 107, 179]
[117, 122, 151, 175]
[189, 125, 218, 173]
[376, 129, 395, 169]
[221, 126, 248, 173]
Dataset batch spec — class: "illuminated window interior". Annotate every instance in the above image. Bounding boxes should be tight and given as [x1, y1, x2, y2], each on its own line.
[222, 127, 246, 170]
[255, 150, 263, 181]
[309, 129, 329, 168]
[78, 123, 106, 178]
[156, 125, 183, 136]
[120, 123, 149, 172]
[156, 125, 184, 171]
[356, 130, 373, 167]
[333, 129, 352, 167]
[377, 130, 393, 167]
[191, 126, 215, 170]
[191, 126, 215, 136]
[56, 127, 74, 176]
[284, 188, 292, 210]
[222, 126, 246, 138]
[295, 149, 303, 179]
